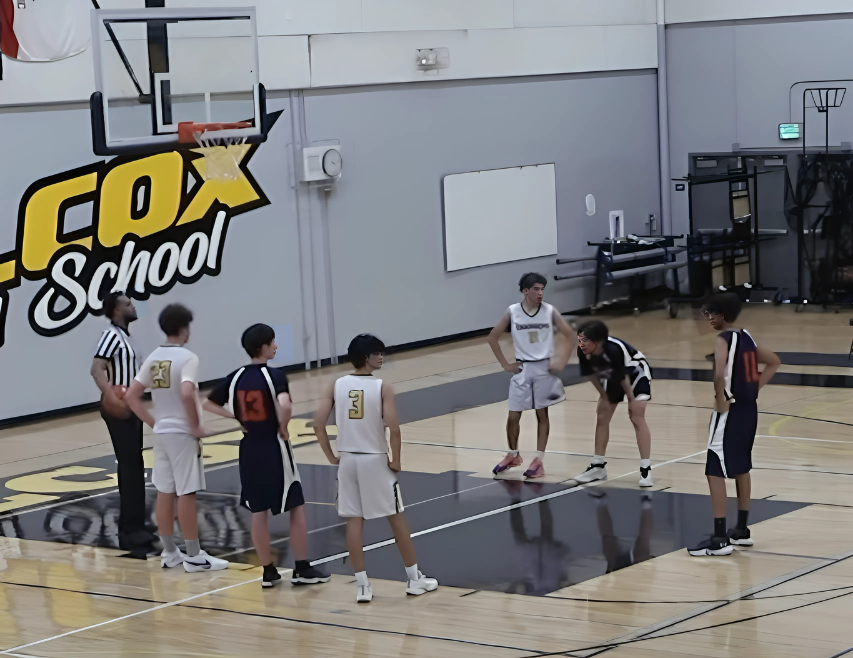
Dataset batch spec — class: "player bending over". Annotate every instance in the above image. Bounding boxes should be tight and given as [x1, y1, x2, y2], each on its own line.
[688, 293, 780, 557]
[573, 320, 654, 488]
[204, 324, 329, 588]
[314, 334, 438, 603]
[489, 273, 576, 479]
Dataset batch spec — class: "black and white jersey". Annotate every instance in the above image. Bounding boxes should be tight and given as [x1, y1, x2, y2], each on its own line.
[578, 336, 651, 385]
[94, 324, 139, 387]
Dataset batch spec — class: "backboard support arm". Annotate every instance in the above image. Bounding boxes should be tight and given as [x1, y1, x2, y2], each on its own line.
[90, 0, 147, 100]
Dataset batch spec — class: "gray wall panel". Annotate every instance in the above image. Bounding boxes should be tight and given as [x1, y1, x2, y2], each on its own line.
[304, 73, 661, 348]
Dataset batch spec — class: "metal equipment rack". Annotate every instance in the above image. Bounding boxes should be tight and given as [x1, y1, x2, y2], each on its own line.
[554, 236, 686, 314]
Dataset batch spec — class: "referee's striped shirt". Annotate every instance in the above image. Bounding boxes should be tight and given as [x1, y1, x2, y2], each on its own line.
[94, 324, 139, 387]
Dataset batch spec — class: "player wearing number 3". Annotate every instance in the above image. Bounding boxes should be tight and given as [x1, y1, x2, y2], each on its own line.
[489, 273, 576, 479]
[314, 334, 438, 603]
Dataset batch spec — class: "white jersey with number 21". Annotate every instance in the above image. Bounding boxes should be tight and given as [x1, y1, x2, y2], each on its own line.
[334, 374, 386, 454]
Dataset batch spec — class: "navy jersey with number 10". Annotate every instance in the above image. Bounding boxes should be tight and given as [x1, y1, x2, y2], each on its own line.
[718, 329, 759, 404]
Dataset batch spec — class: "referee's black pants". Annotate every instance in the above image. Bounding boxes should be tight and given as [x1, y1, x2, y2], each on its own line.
[100, 410, 147, 537]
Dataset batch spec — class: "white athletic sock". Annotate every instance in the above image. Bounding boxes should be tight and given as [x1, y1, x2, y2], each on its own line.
[405, 564, 419, 582]
[535, 451, 545, 461]
[508, 450, 519, 457]
[593, 455, 606, 465]
[355, 571, 370, 587]
[640, 459, 651, 469]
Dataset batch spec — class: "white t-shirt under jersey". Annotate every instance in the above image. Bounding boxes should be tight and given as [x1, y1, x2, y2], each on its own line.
[509, 301, 556, 362]
[135, 345, 201, 435]
[334, 374, 387, 454]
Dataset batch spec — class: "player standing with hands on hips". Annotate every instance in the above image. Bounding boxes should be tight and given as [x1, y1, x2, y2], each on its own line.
[489, 273, 576, 479]
[314, 334, 438, 603]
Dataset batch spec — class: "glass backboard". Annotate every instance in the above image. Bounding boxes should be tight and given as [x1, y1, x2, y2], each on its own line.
[90, 7, 267, 156]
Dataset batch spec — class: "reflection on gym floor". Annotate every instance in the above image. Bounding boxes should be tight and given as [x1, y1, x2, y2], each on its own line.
[0, 465, 807, 594]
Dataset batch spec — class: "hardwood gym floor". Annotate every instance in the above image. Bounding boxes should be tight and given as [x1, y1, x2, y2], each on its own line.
[1, 305, 853, 657]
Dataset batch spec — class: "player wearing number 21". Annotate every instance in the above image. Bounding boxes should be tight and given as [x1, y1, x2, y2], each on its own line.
[126, 304, 229, 572]
[314, 334, 438, 603]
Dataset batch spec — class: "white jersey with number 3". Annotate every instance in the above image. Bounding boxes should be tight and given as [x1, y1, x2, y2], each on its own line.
[509, 302, 555, 362]
[335, 374, 386, 454]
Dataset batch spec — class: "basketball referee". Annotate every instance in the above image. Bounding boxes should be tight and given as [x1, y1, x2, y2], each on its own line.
[90, 292, 154, 550]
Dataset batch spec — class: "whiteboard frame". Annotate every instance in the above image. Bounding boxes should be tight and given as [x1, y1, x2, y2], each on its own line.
[441, 163, 558, 273]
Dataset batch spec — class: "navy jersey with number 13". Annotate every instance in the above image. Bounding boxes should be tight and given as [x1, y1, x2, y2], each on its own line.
[209, 364, 289, 439]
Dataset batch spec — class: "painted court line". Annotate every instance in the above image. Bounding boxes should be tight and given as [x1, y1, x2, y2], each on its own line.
[217, 479, 501, 560]
[0, 576, 262, 655]
[757, 434, 853, 444]
[404, 439, 594, 458]
[311, 450, 705, 567]
[563, 548, 853, 657]
[404, 438, 677, 462]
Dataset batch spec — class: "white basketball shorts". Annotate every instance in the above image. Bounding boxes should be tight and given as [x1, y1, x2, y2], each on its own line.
[508, 359, 566, 412]
[337, 452, 403, 520]
[152, 432, 206, 496]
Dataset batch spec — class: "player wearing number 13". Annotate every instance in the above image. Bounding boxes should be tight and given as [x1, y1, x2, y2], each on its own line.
[204, 324, 329, 588]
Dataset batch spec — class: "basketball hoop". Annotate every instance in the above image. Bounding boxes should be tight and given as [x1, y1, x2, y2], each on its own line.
[177, 121, 252, 181]
[808, 88, 845, 113]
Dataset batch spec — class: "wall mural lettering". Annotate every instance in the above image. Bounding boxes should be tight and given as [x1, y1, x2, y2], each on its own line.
[0, 112, 281, 346]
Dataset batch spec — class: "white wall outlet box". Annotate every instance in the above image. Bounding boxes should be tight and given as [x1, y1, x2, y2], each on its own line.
[416, 47, 449, 74]
[302, 145, 342, 182]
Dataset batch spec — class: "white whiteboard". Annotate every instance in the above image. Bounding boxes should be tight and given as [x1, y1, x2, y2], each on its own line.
[443, 164, 558, 272]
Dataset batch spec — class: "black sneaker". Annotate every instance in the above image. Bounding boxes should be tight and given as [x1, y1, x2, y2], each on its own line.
[727, 527, 754, 546]
[687, 536, 734, 556]
[291, 561, 331, 585]
[262, 564, 282, 588]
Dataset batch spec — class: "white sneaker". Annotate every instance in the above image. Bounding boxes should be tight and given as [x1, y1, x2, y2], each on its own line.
[639, 466, 653, 488]
[161, 549, 186, 569]
[573, 463, 607, 484]
[183, 550, 229, 573]
[406, 572, 439, 596]
[356, 584, 373, 603]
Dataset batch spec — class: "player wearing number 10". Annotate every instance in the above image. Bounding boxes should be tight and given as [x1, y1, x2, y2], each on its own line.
[688, 293, 780, 557]
[314, 334, 438, 603]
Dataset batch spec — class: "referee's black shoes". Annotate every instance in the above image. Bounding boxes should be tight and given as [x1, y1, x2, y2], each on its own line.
[119, 528, 158, 552]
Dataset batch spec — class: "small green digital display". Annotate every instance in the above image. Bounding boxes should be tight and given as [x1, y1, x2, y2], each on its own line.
[779, 123, 800, 140]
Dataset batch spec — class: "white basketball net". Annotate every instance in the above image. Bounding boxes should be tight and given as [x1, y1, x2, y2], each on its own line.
[193, 131, 247, 181]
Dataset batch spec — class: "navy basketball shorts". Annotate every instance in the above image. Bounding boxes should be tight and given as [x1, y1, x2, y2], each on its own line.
[705, 401, 758, 478]
[603, 375, 652, 404]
